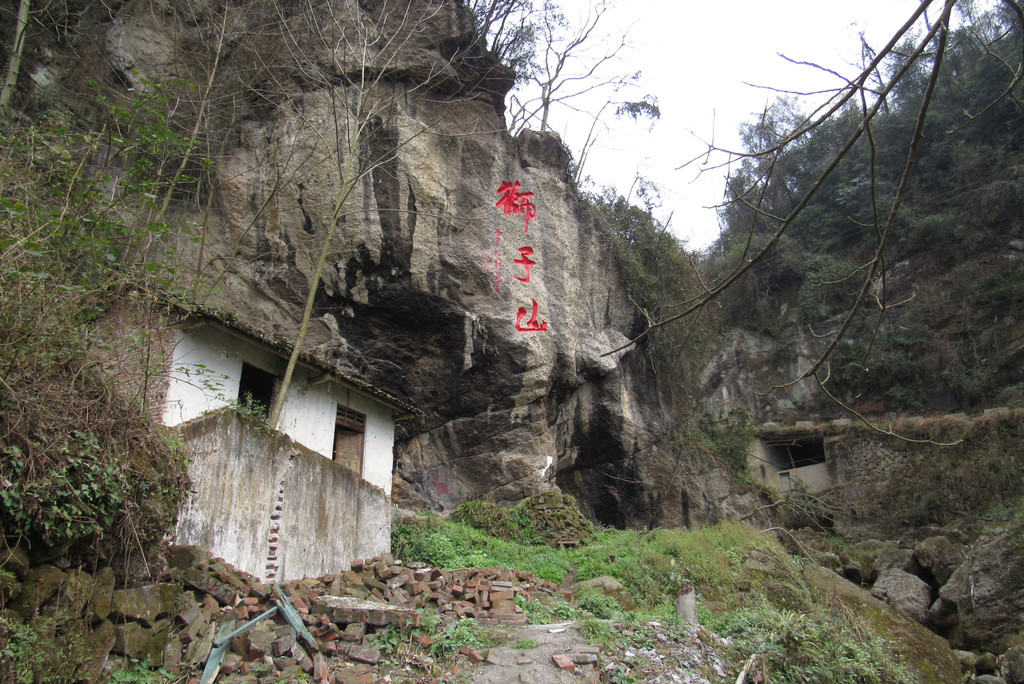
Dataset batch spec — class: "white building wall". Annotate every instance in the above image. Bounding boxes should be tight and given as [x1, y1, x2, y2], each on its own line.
[346, 390, 395, 496]
[162, 325, 396, 495]
[162, 327, 241, 424]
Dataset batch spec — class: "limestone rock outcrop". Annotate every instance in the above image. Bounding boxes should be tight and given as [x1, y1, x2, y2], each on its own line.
[59, 0, 762, 527]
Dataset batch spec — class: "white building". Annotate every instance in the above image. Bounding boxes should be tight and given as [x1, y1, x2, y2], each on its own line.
[161, 313, 416, 496]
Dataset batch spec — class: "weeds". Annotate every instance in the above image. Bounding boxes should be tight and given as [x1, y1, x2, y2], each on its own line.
[394, 510, 925, 681]
[708, 601, 910, 683]
[0, 97, 191, 577]
[577, 617, 618, 652]
[430, 619, 493, 660]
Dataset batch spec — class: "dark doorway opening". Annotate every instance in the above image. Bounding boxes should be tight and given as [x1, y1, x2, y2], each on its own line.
[238, 362, 276, 413]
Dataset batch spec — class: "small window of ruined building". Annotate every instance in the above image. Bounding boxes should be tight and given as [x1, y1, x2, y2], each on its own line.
[763, 435, 826, 471]
[238, 362, 276, 414]
[334, 406, 366, 474]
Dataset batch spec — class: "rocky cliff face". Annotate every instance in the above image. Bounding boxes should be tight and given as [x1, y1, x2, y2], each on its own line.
[39, 0, 763, 528]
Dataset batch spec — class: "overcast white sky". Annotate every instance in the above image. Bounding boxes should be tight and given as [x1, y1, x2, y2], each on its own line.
[537, 0, 956, 249]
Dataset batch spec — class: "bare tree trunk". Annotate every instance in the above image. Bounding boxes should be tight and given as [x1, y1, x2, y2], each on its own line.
[268, 148, 360, 430]
[1, 0, 32, 112]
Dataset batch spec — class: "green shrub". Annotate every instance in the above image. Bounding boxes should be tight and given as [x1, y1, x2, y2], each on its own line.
[431, 619, 492, 660]
[577, 617, 618, 651]
[575, 587, 623, 620]
[450, 499, 532, 542]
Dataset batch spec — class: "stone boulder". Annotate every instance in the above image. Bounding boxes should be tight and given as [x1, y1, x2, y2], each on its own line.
[569, 576, 638, 611]
[802, 565, 961, 683]
[111, 583, 184, 627]
[1003, 645, 1024, 684]
[10, 564, 65, 618]
[931, 516, 1024, 652]
[873, 544, 921, 580]
[870, 568, 932, 624]
[914, 535, 967, 586]
[838, 539, 887, 585]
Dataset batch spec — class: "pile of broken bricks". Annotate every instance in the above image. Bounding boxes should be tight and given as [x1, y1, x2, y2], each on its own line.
[155, 546, 574, 682]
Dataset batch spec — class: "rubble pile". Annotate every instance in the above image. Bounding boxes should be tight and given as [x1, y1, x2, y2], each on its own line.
[122, 546, 566, 682]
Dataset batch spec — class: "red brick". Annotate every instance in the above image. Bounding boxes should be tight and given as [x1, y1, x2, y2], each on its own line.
[313, 653, 331, 683]
[176, 603, 202, 627]
[460, 645, 486, 663]
[220, 653, 243, 675]
[387, 570, 414, 590]
[291, 595, 310, 614]
[552, 653, 575, 671]
[348, 645, 381, 665]
[315, 625, 341, 642]
[342, 623, 366, 642]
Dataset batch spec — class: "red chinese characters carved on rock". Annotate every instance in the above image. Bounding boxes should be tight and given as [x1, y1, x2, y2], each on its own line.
[513, 246, 536, 283]
[491, 180, 550, 333]
[483, 228, 503, 293]
[495, 180, 537, 233]
[516, 299, 548, 332]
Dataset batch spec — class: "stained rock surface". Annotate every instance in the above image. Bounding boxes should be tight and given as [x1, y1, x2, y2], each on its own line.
[74, 0, 764, 526]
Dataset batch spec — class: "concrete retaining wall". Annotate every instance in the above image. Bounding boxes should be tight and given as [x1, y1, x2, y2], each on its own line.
[172, 411, 390, 581]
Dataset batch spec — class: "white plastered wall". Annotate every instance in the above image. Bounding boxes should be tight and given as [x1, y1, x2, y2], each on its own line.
[162, 325, 395, 495]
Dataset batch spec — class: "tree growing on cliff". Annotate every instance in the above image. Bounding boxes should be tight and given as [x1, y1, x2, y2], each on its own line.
[255, 0, 468, 429]
[0, 0, 31, 112]
[467, 0, 537, 81]
[507, 0, 634, 134]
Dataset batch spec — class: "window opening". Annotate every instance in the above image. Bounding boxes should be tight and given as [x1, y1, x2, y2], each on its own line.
[334, 406, 366, 474]
[238, 362, 276, 414]
[762, 435, 826, 471]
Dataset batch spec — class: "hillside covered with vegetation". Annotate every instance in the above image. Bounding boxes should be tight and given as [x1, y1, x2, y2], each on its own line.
[695, 3, 1024, 416]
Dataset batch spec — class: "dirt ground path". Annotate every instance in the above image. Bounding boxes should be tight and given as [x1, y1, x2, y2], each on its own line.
[466, 621, 600, 683]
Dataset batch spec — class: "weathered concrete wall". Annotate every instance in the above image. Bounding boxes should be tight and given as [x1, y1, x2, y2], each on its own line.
[172, 411, 389, 581]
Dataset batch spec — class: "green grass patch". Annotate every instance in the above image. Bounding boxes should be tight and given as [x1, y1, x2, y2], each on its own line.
[393, 507, 916, 682]
[708, 602, 910, 683]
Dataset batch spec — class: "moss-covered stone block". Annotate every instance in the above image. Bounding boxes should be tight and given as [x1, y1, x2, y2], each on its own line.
[89, 566, 116, 622]
[10, 565, 66, 619]
[0, 569, 22, 605]
[75, 619, 116, 683]
[0, 542, 31, 580]
[56, 569, 93, 617]
[113, 619, 172, 667]
[111, 583, 184, 627]
[803, 565, 960, 683]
